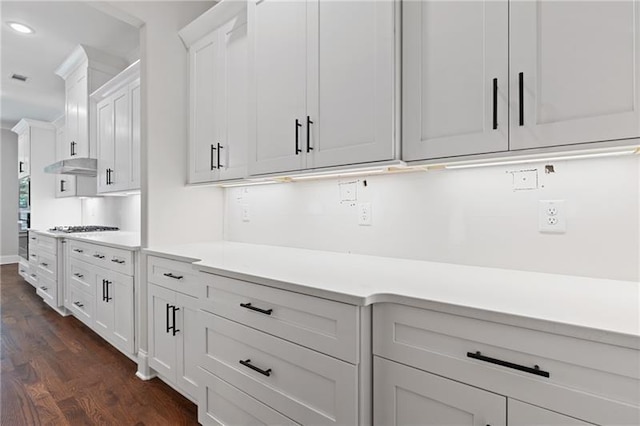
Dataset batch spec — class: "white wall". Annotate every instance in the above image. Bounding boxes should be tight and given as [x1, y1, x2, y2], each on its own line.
[110, 1, 224, 248]
[225, 156, 640, 282]
[0, 129, 19, 262]
[81, 194, 140, 232]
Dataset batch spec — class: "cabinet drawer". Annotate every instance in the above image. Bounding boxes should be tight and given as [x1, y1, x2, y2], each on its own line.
[147, 256, 202, 297]
[68, 240, 134, 276]
[201, 273, 359, 363]
[198, 367, 299, 426]
[26, 270, 38, 287]
[200, 312, 357, 426]
[18, 260, 30, 281]
[37, 251, 57, 281]
[37, 235, 56, 254]
[67, 284, 94, 327]
[373, 303, 640, 421]
[68, 259, 95, 295]
[36, 275, 57, 307]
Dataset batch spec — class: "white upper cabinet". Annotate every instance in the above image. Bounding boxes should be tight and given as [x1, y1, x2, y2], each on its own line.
[510, 0, 640, 150]
[182, 2, 248, 184]
[402, 0, 509, 160]
[17, 129, 30, 178]
[249, 0, 397, 176]
[92, 61, 141, 194]
[55, 45, 127, 161]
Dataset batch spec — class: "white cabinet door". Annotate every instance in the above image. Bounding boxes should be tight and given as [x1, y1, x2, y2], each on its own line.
[373, 357, 506, 426]
[55, 121, 67, 162]
[129, 80, 141, 190]
[219, 17, 249, 181]
[307, 0, 396, 168]
[17, 131, 30, 178]
[508, 399, 595, 426]
[94, 271, 114, 337]
[148, 284, 177, 382]
[55, 175, 77, 198]
[112, 86, 131, 192]
[176, 292, 200, 400]
[75, 70, 89, 158]
[403, 0, 509, 161]
[249, 0, 307, 175]
[96, 100, 114, 193]
[65, 81, 78, 160]
[510, 1, 640, 150]
[189, 31, 223, 183]
[111, 272, 134, 355]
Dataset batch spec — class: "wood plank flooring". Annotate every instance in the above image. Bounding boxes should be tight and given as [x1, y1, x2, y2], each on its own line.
[1, 264, 198, 425]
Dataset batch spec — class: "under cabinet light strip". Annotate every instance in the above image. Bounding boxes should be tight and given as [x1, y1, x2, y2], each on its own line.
[444, 148, 639, 170]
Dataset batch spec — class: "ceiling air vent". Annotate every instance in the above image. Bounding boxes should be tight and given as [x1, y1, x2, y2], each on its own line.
[11, 73, 28, 82]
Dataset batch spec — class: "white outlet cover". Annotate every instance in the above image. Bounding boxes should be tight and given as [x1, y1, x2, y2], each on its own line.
[539, 200, 566, 233]
[358, 202, 372, 226]
[241, 205, 250, 222]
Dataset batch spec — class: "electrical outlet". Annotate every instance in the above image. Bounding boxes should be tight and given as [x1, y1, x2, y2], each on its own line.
[241, 205, 250, 222]
[539, 200, 566, 233]
[358, 202, 372, 226]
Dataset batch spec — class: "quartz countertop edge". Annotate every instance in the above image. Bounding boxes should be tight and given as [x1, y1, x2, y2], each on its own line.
[143, 241, 640, 350]
[30, 229, 141, 250]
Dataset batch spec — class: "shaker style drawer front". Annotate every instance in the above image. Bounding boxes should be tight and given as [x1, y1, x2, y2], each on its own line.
[147, 256, 201, 297]
[68, 240, 133, 275]
[373, 303, 640, 416]
[68, 285, 94, 327]
[200, 312, 358, 426]
[202, 273, 359, 363]
[36, 276, 57, 306]
[37, 251, 57, 281]
[198, 367, 299, 426]
[37, 235, 57, 254]
[68, 260, 95, 294]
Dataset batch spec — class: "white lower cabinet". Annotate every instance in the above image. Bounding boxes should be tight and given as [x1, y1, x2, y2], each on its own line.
[374, 356, 505, 426]
[508, 399, 594, 426]
[94, 269, 134, 355]
[148, 282, 200, 400]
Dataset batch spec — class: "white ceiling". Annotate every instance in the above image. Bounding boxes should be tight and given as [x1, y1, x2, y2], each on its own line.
[0, 1, 139, 129]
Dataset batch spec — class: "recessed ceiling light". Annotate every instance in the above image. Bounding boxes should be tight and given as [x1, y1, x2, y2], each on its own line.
[7, 22, 34, 34]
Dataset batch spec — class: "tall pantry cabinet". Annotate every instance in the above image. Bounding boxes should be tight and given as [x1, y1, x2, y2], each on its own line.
[402, 0, 640, 161]
[248, 0, 397, 175]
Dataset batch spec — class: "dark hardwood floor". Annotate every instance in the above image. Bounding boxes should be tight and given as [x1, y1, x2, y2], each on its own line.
[1, 264, 198, 425]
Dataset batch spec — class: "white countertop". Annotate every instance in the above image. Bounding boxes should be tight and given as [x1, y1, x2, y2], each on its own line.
[30, 229, 140, 250]
[145, 241, 640, 349]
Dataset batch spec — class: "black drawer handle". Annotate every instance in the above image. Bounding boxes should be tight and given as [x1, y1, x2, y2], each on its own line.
[30, 274, 37, 278]
[73, 249, 83, 253]
[239, 359, 271, 377]
[163, 272, 183, 280]
[31, 237, 36, 240]
[74, 301, 84, 308]
[467, 351, 550, 378]
[40, 263, 48, 267]
[518, 72, 524, 126]
[492, 78, 498, 130]
[111, 259, 125, 264]
[93, 254, 105, 259]
[31, 254, 36, 258]
[73, 273, 84, 278]
[240, 302, 272, 316]
[40, 286, 48, 291]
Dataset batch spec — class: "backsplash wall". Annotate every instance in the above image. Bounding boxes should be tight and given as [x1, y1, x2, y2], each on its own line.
[225, 156, 639, 281]
[81, 194, 141, 232]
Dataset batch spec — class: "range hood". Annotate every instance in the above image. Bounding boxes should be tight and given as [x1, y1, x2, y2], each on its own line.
[44, 158, 97, 177]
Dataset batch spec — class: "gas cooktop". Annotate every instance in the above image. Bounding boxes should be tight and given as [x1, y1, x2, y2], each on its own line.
[49, 226, 120, 234]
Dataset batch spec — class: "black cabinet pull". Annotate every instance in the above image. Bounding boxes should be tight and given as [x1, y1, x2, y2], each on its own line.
[105, 280, 112, 302]
[70, 141, 76, 156]
[166, 303, 171, 333]
[467, 351, 550, 378]
[239, 359, 272, 377]
[111, 259, 125, 264]
[30, 254, 36, 258]
[102, 279, 106, 302]
[30, 273, 37, 278]
[73, 272, 84, 278]
[240, 302, 272, 315]
[31, 237, 36, 240]
[163, 272, 183, 280]
[210, 144, 217, 170]
[93, 254, 105, 259]
[492, 78, 498, 130]
[295, 119, 302, 154]
[74, 301, 84, 308]
[518, 72, 524, 126]
[73, 248, 83, 253]
[40, 286, 48, 291]
[60, 179, 66, 193]
[217, 143, 223, 168]
[19, 161, 24, 173]
[40, 262, 48, 267]
[306, 116, 313, 152]
[172, 306, 180, 336]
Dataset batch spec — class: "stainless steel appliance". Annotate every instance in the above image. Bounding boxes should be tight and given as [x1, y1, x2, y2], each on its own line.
[18, 177, 30, 261]
[48, 225, 119, 233]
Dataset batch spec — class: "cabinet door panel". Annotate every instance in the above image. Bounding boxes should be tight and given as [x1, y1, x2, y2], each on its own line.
[65, 83, 78, 160]
[94, 271, 114, 337]
[249, 0, 306, 175]
[373, 357, 505, 426]
[75, 72, 89, 158]
[148, 284, 177, 382]
[308, 0, 395, 168]
[508, 399, 596, 426]
[55, 175, 77, 198]
[510, 1, 640, 150]
[112, 273, 134, 355]
[176, 293, 200, 400]
[403, 0, 508, 160]
[96, 101, 114, 193]
[112, 87, 131, 192]
[129, 81, 141, 189]
[219, 18, 249, 181]
[189, 31, 222, 183]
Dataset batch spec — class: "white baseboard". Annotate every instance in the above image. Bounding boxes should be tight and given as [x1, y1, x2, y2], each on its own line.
[0, 255, 19, 265]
